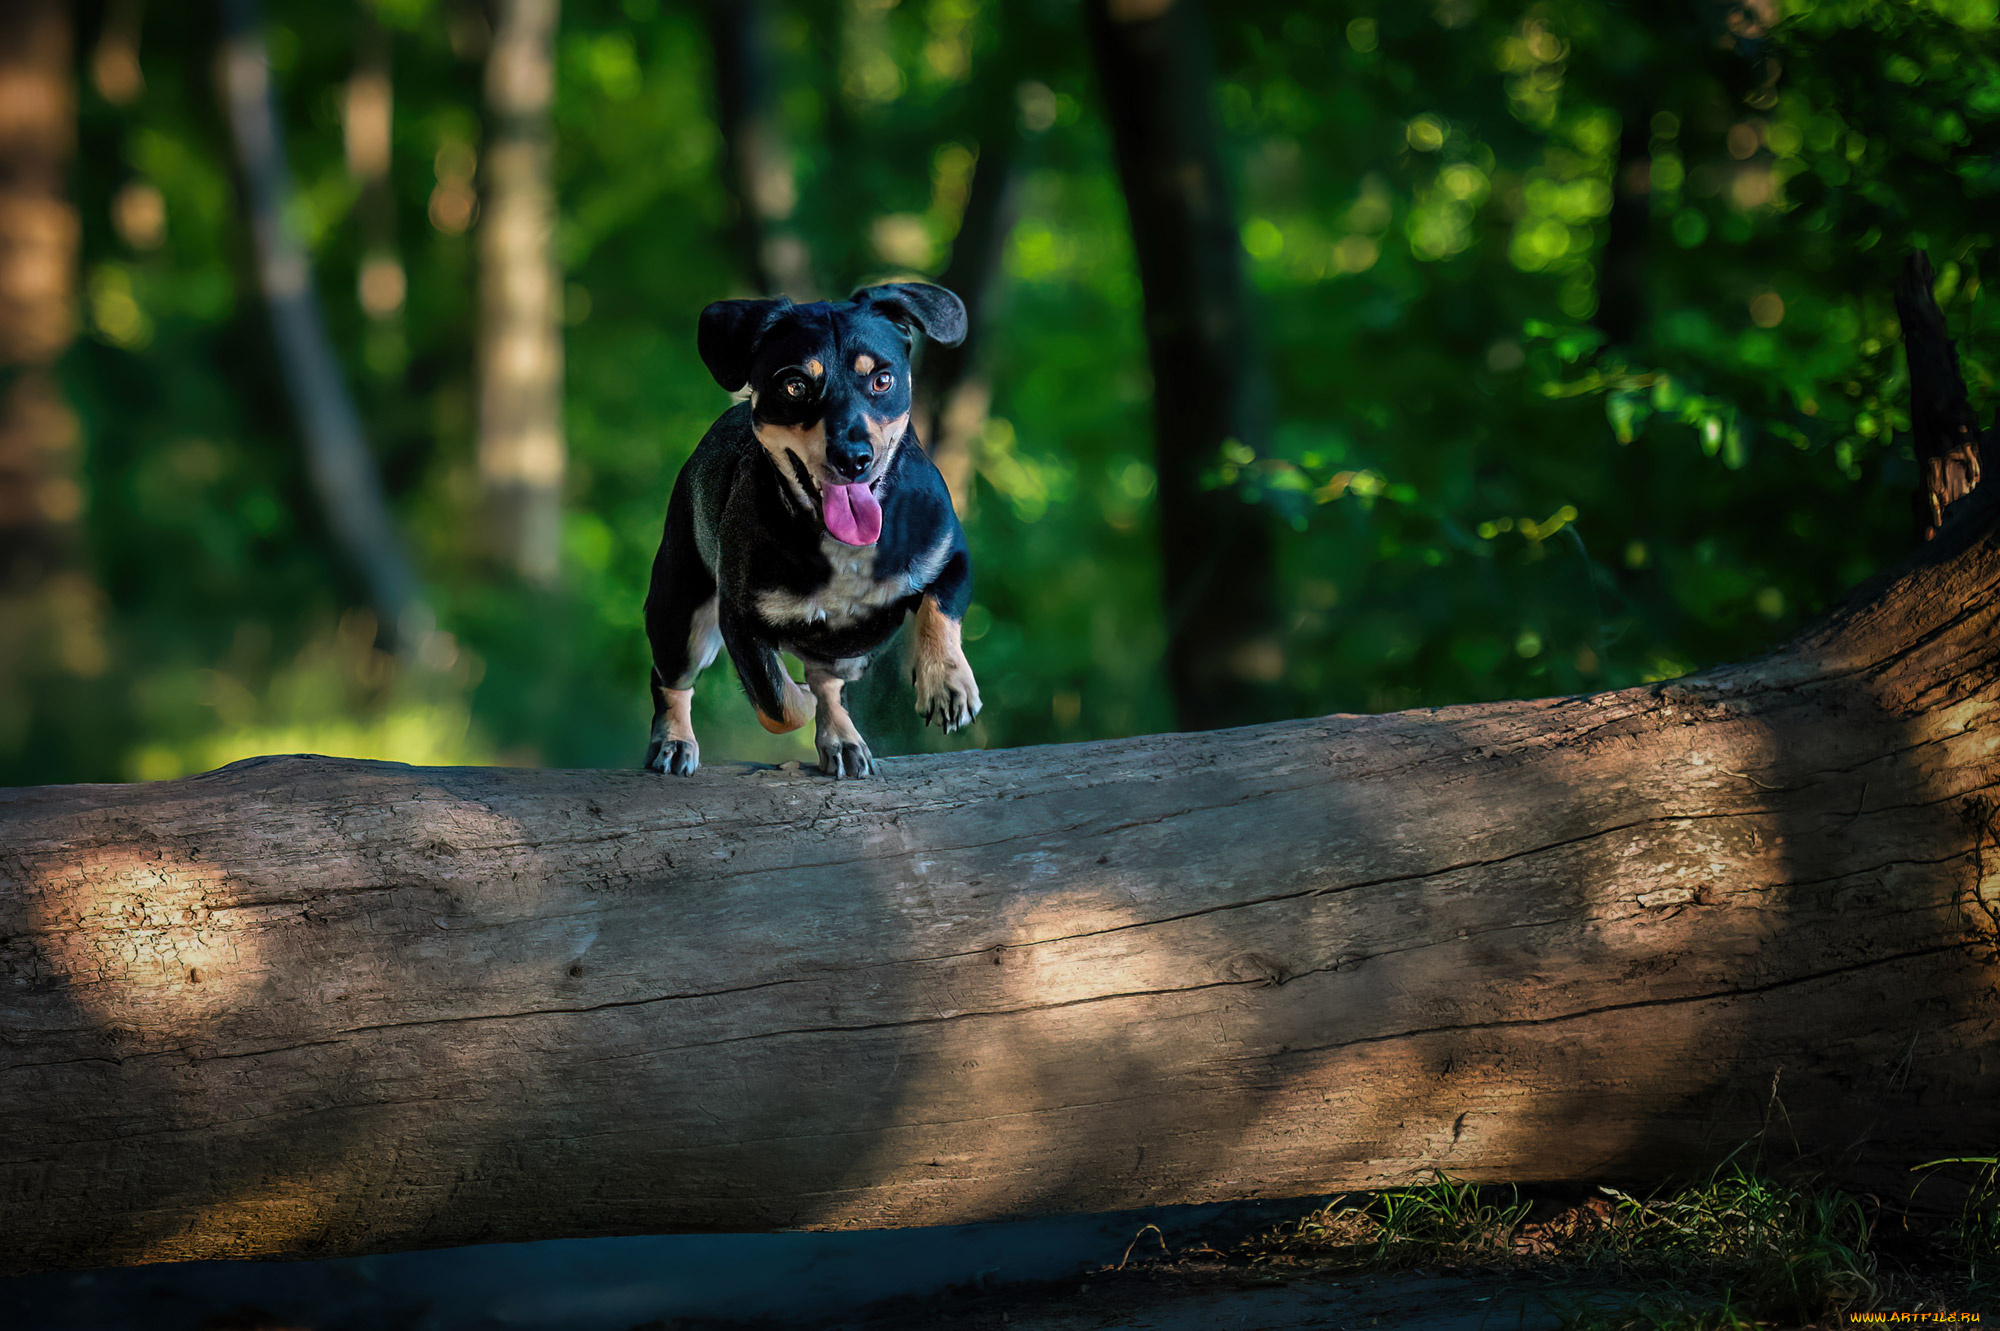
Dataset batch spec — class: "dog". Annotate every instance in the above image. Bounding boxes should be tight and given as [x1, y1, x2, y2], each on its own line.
[643, 282, 982, 779]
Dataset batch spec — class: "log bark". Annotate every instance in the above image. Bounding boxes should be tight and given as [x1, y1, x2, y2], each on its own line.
[3, 483, 2000, 1274]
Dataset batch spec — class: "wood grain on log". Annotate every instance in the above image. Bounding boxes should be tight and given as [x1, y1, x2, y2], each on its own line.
[4, 495, 2000, 1276]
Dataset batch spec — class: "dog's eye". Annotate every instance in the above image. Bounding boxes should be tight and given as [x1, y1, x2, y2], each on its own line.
[782, 378, 807, 399]
[869, 370, 894, 394]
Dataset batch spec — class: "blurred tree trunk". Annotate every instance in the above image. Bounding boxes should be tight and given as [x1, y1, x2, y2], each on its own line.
[1593, 0, 1775, 350]
[0, 0, 102, 708]
[913, 75, 1032, 514]
[90, 0, 146, 106]
[914, 145, 1016, 512]
[1595, 119, 1649, 348]
[478, 0, 565, 585]
[217, 0, 431, 649]
[1085, 0, 1284, 731]
[345, 5, 405, 332]
[704, 0, 814, 298]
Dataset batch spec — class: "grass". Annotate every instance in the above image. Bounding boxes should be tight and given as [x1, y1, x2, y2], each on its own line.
[1913, 1154, 2000, 1281]
[1221, 1158, 1997, 1329]
[1240, 1172, 1533, 1270]
[1580, 1169, 1879, 1320]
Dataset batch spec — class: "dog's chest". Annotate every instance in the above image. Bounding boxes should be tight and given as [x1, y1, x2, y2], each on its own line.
[756, 534, 947, 631]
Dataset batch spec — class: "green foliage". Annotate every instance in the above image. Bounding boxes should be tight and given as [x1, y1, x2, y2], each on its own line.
[16, 0, 2000, 783]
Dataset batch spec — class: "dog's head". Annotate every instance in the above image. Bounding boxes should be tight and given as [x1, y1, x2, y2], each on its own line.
[697, 282, 966, 547]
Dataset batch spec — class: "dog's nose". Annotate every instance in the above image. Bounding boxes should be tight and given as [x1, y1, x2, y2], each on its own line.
[827, 436, 871, 481]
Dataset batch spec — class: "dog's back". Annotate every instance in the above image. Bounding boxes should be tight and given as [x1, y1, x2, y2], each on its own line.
[671, 400, 760, 578]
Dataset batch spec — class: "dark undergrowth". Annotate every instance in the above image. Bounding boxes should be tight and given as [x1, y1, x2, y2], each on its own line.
[1187, 1155, 2000, 1330]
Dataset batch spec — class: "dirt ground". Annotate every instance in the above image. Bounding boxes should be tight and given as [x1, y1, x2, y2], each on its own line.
[736, 1256, 2000, 1331]
[752, 1261, 1627, 1331]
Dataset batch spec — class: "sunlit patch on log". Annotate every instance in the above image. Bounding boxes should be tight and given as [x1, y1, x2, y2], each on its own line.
[27, 846, 251, 1031]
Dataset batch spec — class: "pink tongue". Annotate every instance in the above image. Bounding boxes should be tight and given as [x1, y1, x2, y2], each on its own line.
[822, 482, 882, 546]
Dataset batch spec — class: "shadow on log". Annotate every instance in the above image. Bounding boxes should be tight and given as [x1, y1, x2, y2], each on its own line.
[3, 266, 1999, 1277]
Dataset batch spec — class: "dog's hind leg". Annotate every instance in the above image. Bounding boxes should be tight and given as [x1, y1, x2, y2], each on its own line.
[720, 611, 812, 738]
[644, 494, 722, 775]
[805, 657, 873, 779]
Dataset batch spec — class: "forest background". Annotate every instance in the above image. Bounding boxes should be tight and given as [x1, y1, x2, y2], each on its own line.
[1, 0, 1993, 788]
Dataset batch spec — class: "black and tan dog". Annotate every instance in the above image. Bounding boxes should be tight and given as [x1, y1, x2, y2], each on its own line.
[643, 282, 981, 778]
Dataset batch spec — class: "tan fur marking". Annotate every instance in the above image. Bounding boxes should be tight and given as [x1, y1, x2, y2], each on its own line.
[914, 598, 965, 677]
[753, 420, 825, 505]
[805, 358, 823, 377]
[853, 353, 877, 375]
[662, 687, 696, 744]
[756, 675, 812, 734]
[807, 668, 863, 746]
[912, 595, 981, 733]
[807, 662, 873, 776]
[866, 410, 910, 466]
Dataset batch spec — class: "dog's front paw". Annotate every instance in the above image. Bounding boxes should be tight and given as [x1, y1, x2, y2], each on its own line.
[646, 738, 700, 776]
[816, 731, 875, 779]
[912, 656, 982, 735]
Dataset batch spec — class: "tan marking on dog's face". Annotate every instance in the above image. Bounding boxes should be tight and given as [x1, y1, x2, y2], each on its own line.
[853, 353, 877, 375]
[753, 419, 826, 504]
[805, 358, 824, 377]
[865, 410, 910, 469]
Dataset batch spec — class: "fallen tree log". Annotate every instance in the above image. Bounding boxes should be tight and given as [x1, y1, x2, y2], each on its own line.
[2, 481, 1999, 1276]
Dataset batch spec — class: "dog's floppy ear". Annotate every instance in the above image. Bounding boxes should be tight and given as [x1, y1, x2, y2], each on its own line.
[698, 297, 790, 392]
[851, 282, 968, 348]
